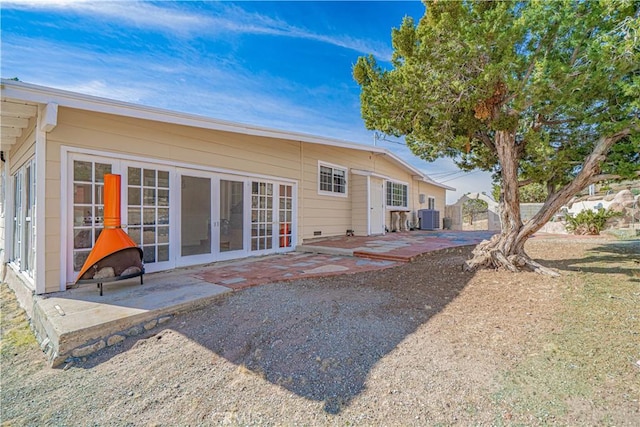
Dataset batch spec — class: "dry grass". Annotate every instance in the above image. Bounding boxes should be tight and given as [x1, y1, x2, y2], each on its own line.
[492, 240, 640, 425]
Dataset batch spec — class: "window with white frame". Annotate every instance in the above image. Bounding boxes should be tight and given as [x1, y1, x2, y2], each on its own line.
[428, 196, 436, 210]
[11, 158, 37, 278]
[318, 163, 347, 195]
[386, 181, 408, 208]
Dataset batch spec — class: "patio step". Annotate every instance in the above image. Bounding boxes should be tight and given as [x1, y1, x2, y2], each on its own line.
[353, 251, 415, 263]
[295, 245, 354, 257]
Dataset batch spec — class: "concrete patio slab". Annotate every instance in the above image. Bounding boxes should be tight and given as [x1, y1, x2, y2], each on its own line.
[23, 230, 495, 366]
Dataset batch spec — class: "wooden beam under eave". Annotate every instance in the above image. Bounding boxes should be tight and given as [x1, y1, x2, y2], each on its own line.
[1, 100, 38, 117]
[0, 116, 30, 128]
[1, 126, 23, 138]
[0, 135, 17, 147]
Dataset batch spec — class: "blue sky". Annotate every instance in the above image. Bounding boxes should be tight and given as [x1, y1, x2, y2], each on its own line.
[1, 0, 492, 203]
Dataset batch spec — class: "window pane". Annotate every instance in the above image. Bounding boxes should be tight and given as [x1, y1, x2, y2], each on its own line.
[128, 208, 141, 226]
[95, 163, 112, 183]
[158, 208, 169, 225]
[143, 208, 156, 225]
[128, 187, 141, 205]
[143, 189, 156, 205]
[144, 169, 156, 187]
[143, 246, 156, 263]
[74, 207, 91, 226]
[94, 206, 104, 226]
[74, 184, 92, 204]
[158, 171, 169, 188]
[128, 167, 141, 186]
[158, 245, 169, 262]
[74, 229, 93, 249]
[320, 166, 332, 191]
[74, 251, 90, 271]
[128, 227, 141, 245]
[157, 226, 169, 243]
[158, 189, 169, 206]
[74, 161, 92, 182]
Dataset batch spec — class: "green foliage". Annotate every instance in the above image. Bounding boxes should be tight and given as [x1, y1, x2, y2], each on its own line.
[462, 198, 488, 224]
[354, 0, 640, 192]
[565, 208, 623, 235]
[493, 182, 547, 203]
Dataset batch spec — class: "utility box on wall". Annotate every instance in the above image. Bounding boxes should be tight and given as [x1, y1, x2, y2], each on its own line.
[418, 209, 440, 230]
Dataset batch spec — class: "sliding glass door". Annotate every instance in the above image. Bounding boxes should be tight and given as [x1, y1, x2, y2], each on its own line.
[219, 179, 244, 256]
[180, 175, 212, 263]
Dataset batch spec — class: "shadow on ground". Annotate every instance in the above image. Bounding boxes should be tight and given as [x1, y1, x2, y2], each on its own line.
[78, 247, 476, 414]
[538, 240, 640, 277]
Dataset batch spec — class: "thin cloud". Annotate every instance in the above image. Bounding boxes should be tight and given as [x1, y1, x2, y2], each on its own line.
[2, 0, 392, 59]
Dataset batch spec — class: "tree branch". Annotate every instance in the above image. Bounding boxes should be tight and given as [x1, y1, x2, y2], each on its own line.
[474, 131, 495, 152]
[588, 170, 640, 185]
[517, 127, 633, 242]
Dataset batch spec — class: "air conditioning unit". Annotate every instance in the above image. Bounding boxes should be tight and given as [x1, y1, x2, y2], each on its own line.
[418, 209, 440, 230]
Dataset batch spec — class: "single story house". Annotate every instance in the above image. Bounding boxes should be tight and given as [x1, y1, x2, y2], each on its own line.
[1, 79, 452, 296]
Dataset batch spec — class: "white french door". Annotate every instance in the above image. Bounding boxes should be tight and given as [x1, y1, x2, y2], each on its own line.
[65, 151, 296, 284]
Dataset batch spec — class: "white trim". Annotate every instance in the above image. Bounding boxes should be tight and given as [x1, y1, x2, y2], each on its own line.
[366, 176, 371, 235]
[317, 160, 348, 198]
[60, 146, 299, 286]
[385, 179, 410, 210]
[59, 147, 68, 290]
[351, 169, 393, 181]
[3, 154, 12, 266]
[34, 107, 47, 294]
[2, 79, 455, 190]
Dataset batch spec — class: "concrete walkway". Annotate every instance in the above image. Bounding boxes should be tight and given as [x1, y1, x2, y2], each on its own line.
[31, 230, 494, 366]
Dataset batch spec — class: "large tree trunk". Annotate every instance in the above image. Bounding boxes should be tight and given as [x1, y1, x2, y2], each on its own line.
[463, 129, 632, 277]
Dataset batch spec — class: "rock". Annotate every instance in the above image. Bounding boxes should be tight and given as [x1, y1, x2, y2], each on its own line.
[609, 202, 625, 213]
[144, 320, 157, 331]
[158, 316, 172, 324]
[107, 334, 125, 346]
[127, 326, 143, 336]
[612, 190, 634, 205]
[121, 266, 142, 276]
[72, 340, 105, 357]
[94, 267, 115, 279]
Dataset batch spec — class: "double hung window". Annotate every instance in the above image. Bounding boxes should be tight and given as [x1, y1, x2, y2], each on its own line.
[386, 181, 408, 208]
[318, 163, 347, 196]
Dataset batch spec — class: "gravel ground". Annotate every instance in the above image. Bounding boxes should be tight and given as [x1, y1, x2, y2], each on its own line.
[1, 236, 638, 426]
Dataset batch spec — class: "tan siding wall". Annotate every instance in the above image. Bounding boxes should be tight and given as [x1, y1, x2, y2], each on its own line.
[44, 141, 62, 293]
[42, 107, 448, 290]
[350, 174, 368, 235]
[410, 180, 447, 228]
[301, 144, 369, 237]
[50, 109, 302, 178]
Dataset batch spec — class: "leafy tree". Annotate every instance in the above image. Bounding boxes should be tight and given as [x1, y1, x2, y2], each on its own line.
[354, 0, 639, 275]
[463, 197, 488, 225]
[492, 183, 547, 203]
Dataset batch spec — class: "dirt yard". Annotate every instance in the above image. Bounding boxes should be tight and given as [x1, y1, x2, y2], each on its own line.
[2, 236, 639, 425]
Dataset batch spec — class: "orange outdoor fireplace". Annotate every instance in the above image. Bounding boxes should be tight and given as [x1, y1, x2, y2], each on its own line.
[76, 174, 144, 295]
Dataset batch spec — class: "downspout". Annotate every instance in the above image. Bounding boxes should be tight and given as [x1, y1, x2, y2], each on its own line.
[34, 102, 57, 294]
[299, 140, 304, 244]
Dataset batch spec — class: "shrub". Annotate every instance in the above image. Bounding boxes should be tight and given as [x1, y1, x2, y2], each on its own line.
[564, 208, 623, 235]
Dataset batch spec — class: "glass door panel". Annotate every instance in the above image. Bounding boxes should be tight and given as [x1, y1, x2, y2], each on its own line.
[278, 184, 293, 248]
[219, 180, 244, 253]
[251, 181, 274, 251]
[72, 160, 112, 272]
[127, 167, 171, 264]
[181, 175, 211, 256]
